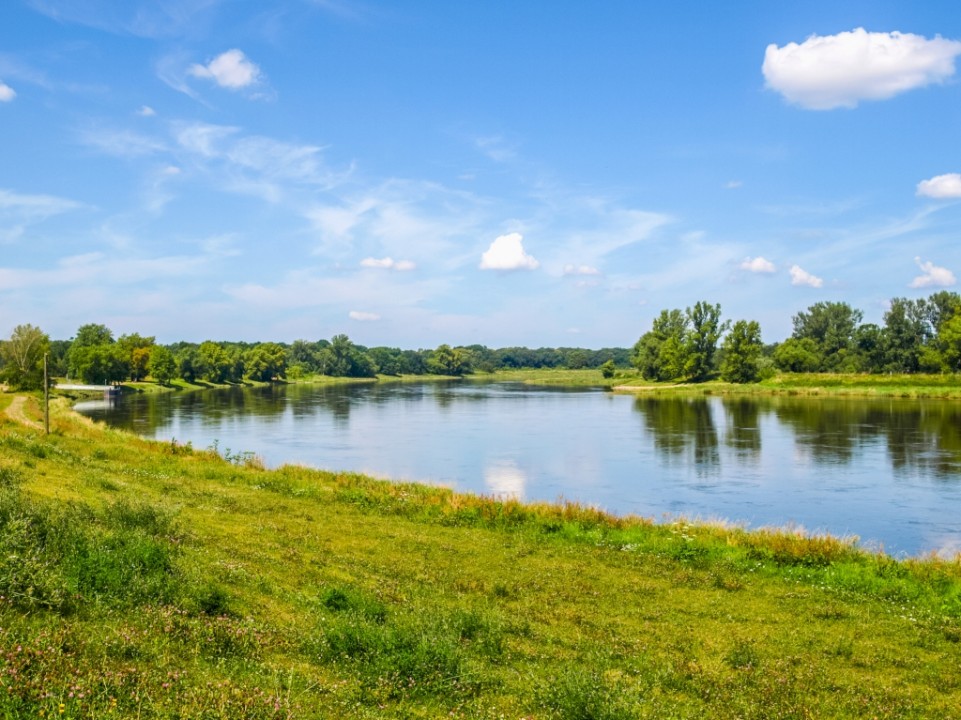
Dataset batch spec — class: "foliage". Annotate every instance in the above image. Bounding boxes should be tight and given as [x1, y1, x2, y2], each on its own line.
[148, 346, 178, 386]
[0, 324, 49, 390]
[684, 300, 728, 380]
[720, 319, 762, 383]
[244, 342, 287, 382]
[427, 344, 473, 376]
[791, 301, 862, 371]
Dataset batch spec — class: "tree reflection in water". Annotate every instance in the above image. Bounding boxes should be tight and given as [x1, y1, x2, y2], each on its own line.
[633, 397, 720, 473]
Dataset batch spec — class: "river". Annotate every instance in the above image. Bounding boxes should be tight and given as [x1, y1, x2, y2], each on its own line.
[74, 381, 961, 556]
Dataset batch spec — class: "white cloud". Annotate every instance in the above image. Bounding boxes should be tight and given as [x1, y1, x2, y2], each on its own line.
[763, 28, 961, 110]
[917, 173, 961, 199]
[0, 81, 15, 102]
[360, 257, 416, 271]
[137, 105, 156, 117]
[348, 310, 380, 321]
[189, 49, 261, 90]
[79, 126, 167, 158]
[563, 264, 600, 276]
[789, 264, 823, 288]
[740, 256, 776, 273]
[910, 257, 956, 288]
[479, 232, 539, 271]
[724, 180, 743, 189]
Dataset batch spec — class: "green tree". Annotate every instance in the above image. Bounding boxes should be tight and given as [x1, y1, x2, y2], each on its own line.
[148, 346, 178, 386]
[684, 301, 728, 381]
[68, 323, 116, 379]
[631, 309, 688, 381]
[244, 343, 287, 382]
[600, 359, 616, 379]
[118, 333, 156, 381]
[882, 298, 929, 373]
[720, 320, 762, 383]
[920, 314, 961, 373]
[772, 337, 821, 373]
[70, 344, 128, 384]
[0, 324, 50, 390]
[196, 341, 231, 383]
[791, 302, 863, 371]
[427, 344, 472, 376]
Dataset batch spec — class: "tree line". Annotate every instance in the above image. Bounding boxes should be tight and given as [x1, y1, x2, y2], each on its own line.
[3, 290, 960, 391]
[0, 322, 630, 391]
[631, 291, 961, 383]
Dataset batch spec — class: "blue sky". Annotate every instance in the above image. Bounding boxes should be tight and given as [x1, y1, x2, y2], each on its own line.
[1, 1, 960, 347]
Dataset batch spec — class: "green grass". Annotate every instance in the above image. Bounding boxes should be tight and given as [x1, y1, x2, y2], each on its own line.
[1, 392, 960, 717]
[614, 371, 961, 399]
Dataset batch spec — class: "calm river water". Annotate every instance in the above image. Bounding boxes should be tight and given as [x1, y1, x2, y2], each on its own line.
[74, 382, 961, 556]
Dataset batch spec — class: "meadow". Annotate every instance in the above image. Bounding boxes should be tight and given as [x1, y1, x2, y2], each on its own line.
[1, 391, 960, 718]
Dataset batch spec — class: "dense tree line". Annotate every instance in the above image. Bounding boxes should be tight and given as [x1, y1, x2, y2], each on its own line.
[0, 324, 630, 389]
[631, 291, 961, 383]
[4, 291, 961, 390]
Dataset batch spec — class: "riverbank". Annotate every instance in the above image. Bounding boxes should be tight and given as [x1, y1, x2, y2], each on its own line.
[1, 392, 959, 717]
[613, 371, 961, 398]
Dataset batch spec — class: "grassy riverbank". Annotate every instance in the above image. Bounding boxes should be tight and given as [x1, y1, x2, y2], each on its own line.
[2, 392, 961, 718]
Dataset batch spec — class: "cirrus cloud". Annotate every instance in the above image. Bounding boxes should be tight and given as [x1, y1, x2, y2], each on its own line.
[763, 28, 961, 110]
[740, 256, 776, 273]
[917, 173, 961, 199]
[563, 264, 600, 276]
[189, 49, 261, 90]
[910, 257, 956, 288]
[789, 264, 823, 288]
[479, 232, 539, 271]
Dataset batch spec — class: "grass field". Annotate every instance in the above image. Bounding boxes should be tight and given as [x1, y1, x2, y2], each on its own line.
[1, 391, 961, 718]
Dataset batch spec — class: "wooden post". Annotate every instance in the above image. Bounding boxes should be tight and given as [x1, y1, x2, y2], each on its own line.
[44, 353, 49, 435]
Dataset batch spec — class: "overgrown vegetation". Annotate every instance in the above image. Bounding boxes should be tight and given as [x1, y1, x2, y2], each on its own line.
[0, 393, 960, 717]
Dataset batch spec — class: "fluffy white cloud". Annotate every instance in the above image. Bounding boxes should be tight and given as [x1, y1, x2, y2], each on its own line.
[763, 28, 961, 110]
[0, 81, 15, 102]
[910, 257, 956, 288]
[917, 173, 961, 199]
[789, 264, 823, 288]
[360, 257, 416, 271]
[563, 264, 600, 276]
[137, 105, 156, 117]
[479, 232, 539, 271]
[189, 49, 261, 90]
[741, 256, 776, 273]
[349, 310, 380, 321]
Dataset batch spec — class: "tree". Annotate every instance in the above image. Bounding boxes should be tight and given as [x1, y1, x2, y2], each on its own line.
[196, 341, 231, 383]
[600, 359, 616, 379]
[684, 301, 727, 381]
[791, 302, 863, 371]
[720, 320, 762, 383]
[920, 314, 961, 373]
[118, 333, 156, 381]
[0, 324, 50, 390]
[244, 343, 287, 382]
[427, 344, 472, 376]
[70, 344, 128, 384]
[631, 309, 688, 381]
[68, 323, 116, 379]
[882, 298, 929, 373]
[148, 346, 178, 386]
[772, 338, 820, 373]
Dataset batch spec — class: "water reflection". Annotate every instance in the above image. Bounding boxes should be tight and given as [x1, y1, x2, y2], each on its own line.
[76, 384, 961, 555]
[720, 398, 762, 458]
[484, 461, 526, 500]
[633, 397, 720, 473]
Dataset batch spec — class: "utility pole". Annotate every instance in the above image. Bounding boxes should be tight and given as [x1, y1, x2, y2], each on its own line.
[44, 352, 49, 434]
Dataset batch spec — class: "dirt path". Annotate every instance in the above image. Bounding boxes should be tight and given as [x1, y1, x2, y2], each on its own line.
[4, 395, 43, 430]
